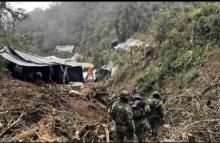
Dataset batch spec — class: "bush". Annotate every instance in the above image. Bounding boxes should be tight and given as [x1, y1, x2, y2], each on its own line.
[0, 59, 9, 74]
[0, 33, 40, 54]
[179, 68, 200, 88]
[154, 3, 218, 77]
[110, 3, 219, 96]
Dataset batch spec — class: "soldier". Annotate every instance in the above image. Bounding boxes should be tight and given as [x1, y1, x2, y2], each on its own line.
[132, 94, 151, 143]
[110, 90, 136, 142]
[34, 71, 43, 85]
[148, 91, 164, 137]
[129, 88, 139, 106]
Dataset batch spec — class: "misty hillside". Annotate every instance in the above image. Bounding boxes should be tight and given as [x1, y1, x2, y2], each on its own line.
[14, 2, 198, 62]
[1, 1, 220, 142]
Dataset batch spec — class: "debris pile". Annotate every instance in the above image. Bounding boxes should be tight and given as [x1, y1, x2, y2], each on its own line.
[1, 50, 220, 142]
[161, 89, 220, 142]
[0, 75, 114, 142]
[159, 49, 220, 142]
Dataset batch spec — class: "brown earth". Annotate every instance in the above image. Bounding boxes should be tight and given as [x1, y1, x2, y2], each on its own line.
[65, 97, 108, 122]
[193, 49, 220, 94]
[0, 75, 111, 142]
[162, 74, 181, 94]
[159, 49, 220, 142]
[0, 75, 107, 122]
[1, 49, 220, 142]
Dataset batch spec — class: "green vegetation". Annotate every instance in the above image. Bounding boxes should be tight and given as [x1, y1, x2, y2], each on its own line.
[1, 2, 220, 94]
[0, 33, 40, 53]
[110, 3, 220, 96]
[179, 68, 200, 88]
[0, 2, 39, 73]
[16, 2, 199, 64]
[0, 33, 39, 73]
[0, 59, 9, 74]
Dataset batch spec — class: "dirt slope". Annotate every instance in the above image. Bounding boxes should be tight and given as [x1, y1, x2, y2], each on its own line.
[193, 49, 220, 94]
[160, 49, 220, 142]
[0, 75, 110, 142]
[1, 49, 220, 142]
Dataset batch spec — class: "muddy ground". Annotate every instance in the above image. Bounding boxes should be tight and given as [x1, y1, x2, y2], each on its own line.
[0, 75, 112, 142]
[1, 50, 220, 142]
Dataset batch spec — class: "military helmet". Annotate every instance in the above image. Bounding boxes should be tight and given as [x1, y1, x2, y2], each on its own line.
[133, 94, 142, 100]
[119, 90, 129, 100]
[152, 91, 161, 99]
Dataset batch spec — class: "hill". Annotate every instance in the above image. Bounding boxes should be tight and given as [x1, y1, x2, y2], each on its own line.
[100, 3, 220, 142]
[1, 2, 220, 142]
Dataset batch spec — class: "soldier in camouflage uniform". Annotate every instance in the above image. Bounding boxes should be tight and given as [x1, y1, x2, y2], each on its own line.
[132, 94, 151, 143]
[147, 91, 164, 137]
[110, 90, 136, 142]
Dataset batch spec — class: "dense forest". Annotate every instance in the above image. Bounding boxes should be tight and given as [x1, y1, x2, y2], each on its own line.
[1, 2, 199, 65]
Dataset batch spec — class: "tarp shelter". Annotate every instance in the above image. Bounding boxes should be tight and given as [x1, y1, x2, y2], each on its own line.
[45, 56, 94, 68]
[99, 61, 115, 77]
[98, 61, 119, 80]
[113, 38, 143, 51]
[100, 62, 114, 72]
[111, 39, 118, 48]
[0, 46, 94, 83]
[55, 45, 75, 53]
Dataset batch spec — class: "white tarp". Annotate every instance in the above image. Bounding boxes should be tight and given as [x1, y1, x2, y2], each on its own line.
[100, 61, 118, 76]
[100, 61, 114, 72]
[0, 46, 52, 67]
[45, 56, 94, 68]
[55, 45, 75, 53]
[0, 46, 94, 68]
[113, 38, 143, 51]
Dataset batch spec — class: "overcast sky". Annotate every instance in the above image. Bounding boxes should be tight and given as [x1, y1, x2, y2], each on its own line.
[8, 2, 53, 12]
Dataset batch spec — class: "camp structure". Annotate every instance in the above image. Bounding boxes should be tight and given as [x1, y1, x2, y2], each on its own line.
[113, 38, 143, 51]
[0, 46, 94, 84]
[55, 45, 75, 53]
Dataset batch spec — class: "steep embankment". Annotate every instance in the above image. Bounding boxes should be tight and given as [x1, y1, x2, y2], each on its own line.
[160, 49, 220, 142]
[108, 3, 220, 95]
[103, 3, 220, 142]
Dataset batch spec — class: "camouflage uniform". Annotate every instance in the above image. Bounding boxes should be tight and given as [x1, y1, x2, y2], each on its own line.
[132, 96, 151, 143]
[110, 90, 136, 142]
[147, 91, 164, 136]
[129, 93, 140, 106]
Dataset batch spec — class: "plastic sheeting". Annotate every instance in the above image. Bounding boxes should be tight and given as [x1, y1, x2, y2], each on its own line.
[0, 47, 93, 68]
[0, 48, 51, 67]
[13, 49, 53, 65]
[113, 38, 143, 51]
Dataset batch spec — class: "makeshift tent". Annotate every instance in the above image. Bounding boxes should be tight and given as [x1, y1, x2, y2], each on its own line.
[0, 46, 93, 83]
[111, 39, 118, 48]
[100, 61, 114, 73]
[45, 56, 94, 68]
[113, 38, 143, 51]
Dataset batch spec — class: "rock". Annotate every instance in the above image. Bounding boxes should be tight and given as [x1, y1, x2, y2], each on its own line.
[163, 124, 171, 129]
[39, 133, 55, 142]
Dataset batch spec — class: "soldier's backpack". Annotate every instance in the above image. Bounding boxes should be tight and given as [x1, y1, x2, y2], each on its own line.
[149, 99, 163, 118]
[111, 102, 132, 125]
